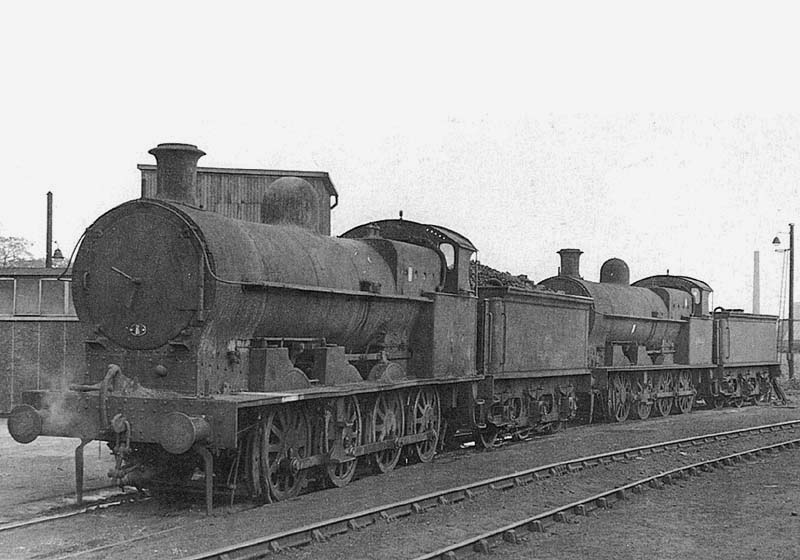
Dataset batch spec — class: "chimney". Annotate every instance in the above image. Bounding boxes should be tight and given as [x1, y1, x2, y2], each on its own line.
[148, 143, 206, 206]
[558, 248, 583, 278]
[753, 250, 760, 314]
[45, 191, 53, 268]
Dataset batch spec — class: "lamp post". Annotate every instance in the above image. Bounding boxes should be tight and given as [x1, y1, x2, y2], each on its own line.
[773, 223, 795, 379]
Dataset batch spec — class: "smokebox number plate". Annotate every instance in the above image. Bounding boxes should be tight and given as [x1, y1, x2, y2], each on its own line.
[128, 323, 147, 337]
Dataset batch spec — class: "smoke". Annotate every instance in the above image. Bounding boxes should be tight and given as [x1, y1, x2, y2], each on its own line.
[41, 390, 81, 435]
[49, 366, 76, 392]
[36, 360, 87, 435]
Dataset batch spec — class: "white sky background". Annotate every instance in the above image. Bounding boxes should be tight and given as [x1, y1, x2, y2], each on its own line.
[1, 1, 799, 314]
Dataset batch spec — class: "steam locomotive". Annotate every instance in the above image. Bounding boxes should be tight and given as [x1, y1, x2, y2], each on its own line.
[7, 143, 780, 512]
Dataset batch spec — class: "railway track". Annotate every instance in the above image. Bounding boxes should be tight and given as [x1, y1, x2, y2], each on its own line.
[414, 438, 800, 560]
[0, 489, 142, 534]
[181, 419, 800, 560]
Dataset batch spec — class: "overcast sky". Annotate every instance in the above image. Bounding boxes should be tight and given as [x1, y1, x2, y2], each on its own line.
[1, 1, 799, 313]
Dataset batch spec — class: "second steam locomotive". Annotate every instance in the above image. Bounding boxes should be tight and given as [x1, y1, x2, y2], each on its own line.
[8, 143, 780, 511]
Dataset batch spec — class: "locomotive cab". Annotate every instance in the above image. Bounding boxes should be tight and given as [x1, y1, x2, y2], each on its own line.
[342, 218, 477, 295]
[632, 275, 712, 318]
[343, 219, 479, 379]
[632, 275, 715, 366]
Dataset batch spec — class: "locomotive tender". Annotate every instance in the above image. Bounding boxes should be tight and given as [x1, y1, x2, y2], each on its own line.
[7, 143, 780, 512]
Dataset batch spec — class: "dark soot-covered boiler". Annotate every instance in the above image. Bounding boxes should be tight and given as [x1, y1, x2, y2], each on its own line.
[9, 142, 484, 513]
[71, 144, 445, 394]
[539, 249, 687, 366]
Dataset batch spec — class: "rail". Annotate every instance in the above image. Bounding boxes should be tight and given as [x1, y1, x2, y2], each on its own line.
[415, 438, 800, 559]
[181, 419, 800, 560]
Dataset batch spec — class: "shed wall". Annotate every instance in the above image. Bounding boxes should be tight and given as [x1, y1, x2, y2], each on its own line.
[0, 319, 89, 413]
[139, 165, 336, 235]
[0, 271, 88, 414]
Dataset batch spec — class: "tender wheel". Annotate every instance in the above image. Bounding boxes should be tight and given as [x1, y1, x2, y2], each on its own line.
[410, 388, 440, 463]
[713, 396, 726, 409]
[633, 381, 652, 420]
[656, 397, 673, 417]
[263, 406, 310, 501]
[757, 381, 773, 403]
[675, 371, 694, 414]
[370, 392, 404, 473]
[676, 396, 693, 414]
[732, 396, 745, 408]
[474, 424, 500, 449]
[635, 400, 652, 420]
[608, 374, 631, 422]
[325, 396, 362, 488]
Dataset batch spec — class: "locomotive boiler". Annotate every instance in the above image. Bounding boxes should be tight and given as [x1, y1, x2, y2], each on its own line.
[8, 143, 480, 509]
[72, 144, 446, 390]
[539, 249, 687, 367]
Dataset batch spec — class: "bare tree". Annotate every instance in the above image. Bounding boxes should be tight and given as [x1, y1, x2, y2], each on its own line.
[0, 236, 34, 267]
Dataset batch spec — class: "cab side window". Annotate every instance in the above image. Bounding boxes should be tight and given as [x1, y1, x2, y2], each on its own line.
[439, 243, 455, 270]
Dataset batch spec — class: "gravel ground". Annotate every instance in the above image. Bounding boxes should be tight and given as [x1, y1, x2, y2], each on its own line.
[0, 420, 113, 523]
[1, 397, 799, 559]
[499, 447, 800, 560]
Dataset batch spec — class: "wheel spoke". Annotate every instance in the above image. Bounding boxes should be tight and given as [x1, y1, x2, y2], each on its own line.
[608, 375, 630, 422]
[263, 407, 309, 501]
[324, 396, 361, 488]
[636, 400, 652, 420]
[676, 372, 694, 414]
[410, 388, 440, 463]
[371, 393, 404, 473]
[654, 372, 674, 417]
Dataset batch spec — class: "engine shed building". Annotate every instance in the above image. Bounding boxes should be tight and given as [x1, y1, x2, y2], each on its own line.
[0, 268, 88, 414]
[138, 164, 338, 235]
